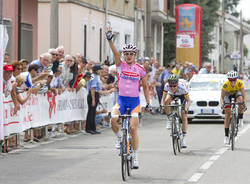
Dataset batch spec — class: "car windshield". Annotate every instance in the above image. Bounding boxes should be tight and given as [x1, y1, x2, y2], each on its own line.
[189, 81, 222, 91]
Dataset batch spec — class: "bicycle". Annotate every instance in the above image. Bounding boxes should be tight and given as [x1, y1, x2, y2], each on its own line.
[224, 98, 244, 151]
[112, 109, 134, 181]
[162, 99, 183, 155]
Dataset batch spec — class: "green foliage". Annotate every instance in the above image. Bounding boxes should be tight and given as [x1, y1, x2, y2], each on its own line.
[243, 44, 248, 57]
[224, 0, 240, 16]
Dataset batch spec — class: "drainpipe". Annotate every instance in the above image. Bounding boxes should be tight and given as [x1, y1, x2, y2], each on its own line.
[18, 0, 21, 60]
[104, 0, 108, 62]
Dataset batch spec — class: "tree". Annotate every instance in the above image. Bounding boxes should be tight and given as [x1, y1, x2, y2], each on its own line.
[224, 0, 240, 17]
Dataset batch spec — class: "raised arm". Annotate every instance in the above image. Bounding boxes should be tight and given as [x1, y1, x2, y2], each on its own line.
[106, 27, 121, 66]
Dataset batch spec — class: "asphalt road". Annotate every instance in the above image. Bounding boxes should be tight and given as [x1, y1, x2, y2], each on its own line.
[1, 91, 250, 184]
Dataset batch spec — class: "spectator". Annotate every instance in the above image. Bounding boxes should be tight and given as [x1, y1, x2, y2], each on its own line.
[95, 103, 109, 130]
[3, 64, 14, 97]
[69, 56, 79, 88]
[21, 64, 46, 89]
[11, 61, 23, 82]
[85, 60, 94, 73]
[104, 59, 110, 66]
[76, 71, 92, 92]
[50, 68, 63, 94]
[48, 48, 60, 74]
[172, 63, 181, 77]
[100, 65, 109, 77]
[107, 67, 117, 85]
[75, 53, 83, 64]
[73, 57, 88, 89]
[199, 62, 213, 74]
[12, 75, 33, 105]
[3, 64, 18, 114]
[20, 59, 29, 72]
[56, 45, 65, 60]
[60, 55, 74, 90]
[30, 53, 50, 74]
[85, 64, 103, 134]
[160, 64, 172, 89]
[4, 53, 10, 64]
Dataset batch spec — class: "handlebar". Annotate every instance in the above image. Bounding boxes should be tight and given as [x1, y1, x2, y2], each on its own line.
[111, 114, 138, 118]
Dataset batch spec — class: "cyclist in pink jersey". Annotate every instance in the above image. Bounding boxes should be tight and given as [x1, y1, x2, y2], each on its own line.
[106, 27, 151, 169]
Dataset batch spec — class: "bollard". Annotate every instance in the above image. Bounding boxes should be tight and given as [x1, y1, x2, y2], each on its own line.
[29, 129, 35, 144]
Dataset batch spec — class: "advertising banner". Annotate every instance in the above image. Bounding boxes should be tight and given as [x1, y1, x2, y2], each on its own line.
[3, 89, 88, 137]
[0, 24, 9, 140]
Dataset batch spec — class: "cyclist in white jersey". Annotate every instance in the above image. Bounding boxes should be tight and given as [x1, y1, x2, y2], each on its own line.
[161, 74, 191, 148]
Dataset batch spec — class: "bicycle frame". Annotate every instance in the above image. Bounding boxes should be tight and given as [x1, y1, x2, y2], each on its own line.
[112, 113, 136, 181]
[225, 98, 243, 151]
[163, 99, 183, 155]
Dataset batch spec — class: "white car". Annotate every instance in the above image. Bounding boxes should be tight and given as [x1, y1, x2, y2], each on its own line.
[187, 74, 227, 121]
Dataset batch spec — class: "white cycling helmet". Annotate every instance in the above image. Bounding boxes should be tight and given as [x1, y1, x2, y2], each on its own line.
[122, 44, 137, 53]
[227, 70, 238, 80]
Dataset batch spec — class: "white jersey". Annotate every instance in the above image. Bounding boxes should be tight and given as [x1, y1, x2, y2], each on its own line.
[163, 83, 188, 96]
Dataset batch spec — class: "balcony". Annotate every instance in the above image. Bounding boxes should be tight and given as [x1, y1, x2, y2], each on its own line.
[151, 0, 175, 23]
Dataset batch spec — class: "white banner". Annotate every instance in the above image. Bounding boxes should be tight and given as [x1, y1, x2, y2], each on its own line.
[0, 24, 9, 140]
[99, 93, 115, 112]
[3, 88, 88, 137]
[176, 34, 194, 48]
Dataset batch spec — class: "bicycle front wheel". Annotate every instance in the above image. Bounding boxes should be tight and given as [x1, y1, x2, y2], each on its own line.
[171, 118, 178, 155]
[121, 130, 127, 181]
[230, 115, 237, 151]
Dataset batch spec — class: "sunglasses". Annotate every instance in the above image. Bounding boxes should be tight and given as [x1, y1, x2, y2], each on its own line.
[17, 68, 23, 70]
[124, 52, 135, 56]
[51, 53, 58, 56]
[169, 85, 178, 88]
[228, 78, 237, 81]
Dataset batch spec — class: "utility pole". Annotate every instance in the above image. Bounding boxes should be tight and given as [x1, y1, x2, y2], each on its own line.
[239, 10, 243, 74]
[50, 0, 59, 48]
[145, 0, 152, 57]
[221, 0, 225, 73]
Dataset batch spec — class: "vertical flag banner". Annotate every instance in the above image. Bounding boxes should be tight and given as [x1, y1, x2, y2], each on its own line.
[175, 4, 202, 69]
[0, 24, 9, 140]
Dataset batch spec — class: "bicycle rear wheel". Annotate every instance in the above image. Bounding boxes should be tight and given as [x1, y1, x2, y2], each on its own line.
[121, 131, 127, 181]
[171, 118, 178, 155]
[177, 119, 182, 153]
[230, 115, 237, 151]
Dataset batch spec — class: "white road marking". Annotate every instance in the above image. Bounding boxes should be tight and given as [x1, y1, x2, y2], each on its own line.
[188, 173, 204, 182]
[200, 161, 214, 170]
[216, 147, 228, 155]
[209, 155, 220, 161]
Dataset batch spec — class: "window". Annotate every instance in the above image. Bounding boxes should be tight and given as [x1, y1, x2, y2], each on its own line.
[125, 34, 131, 44]
[3, 19, 12, 61]
[99, 28, 102, 62]
[21, 23, 33, 62]
[84, 25, 87, 57]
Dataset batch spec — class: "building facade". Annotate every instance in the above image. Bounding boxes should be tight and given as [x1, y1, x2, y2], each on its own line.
[2, 0, 38, 62]
[38, 0, 174, 65]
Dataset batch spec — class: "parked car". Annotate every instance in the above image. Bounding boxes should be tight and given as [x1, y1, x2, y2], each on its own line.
[187, 74, 227, 121]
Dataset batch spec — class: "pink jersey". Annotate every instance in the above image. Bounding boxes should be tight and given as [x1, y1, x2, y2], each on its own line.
[117, 61, 146, 97]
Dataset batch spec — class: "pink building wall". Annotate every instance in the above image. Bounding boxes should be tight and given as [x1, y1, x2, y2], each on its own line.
[3, 0, 38, 61]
